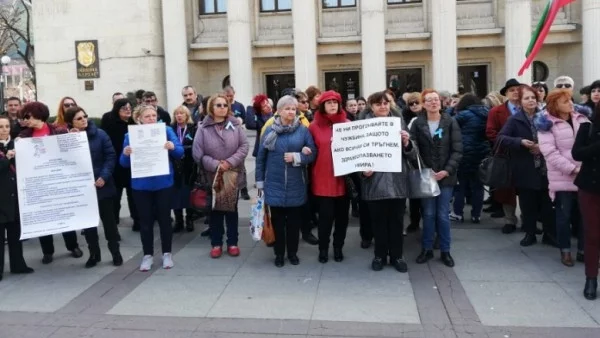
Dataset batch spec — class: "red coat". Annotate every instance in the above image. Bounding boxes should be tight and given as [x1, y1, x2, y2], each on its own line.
[485, 102, 516, 206]
[486, 102, 512, 143]
[309, 111, 348, 197]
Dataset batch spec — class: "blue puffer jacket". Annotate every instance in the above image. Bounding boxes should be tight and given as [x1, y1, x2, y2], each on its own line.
[454, 104, 490, 174]
[86, 121, 117, 200]
[255, 121, 316, 207]
[119, 125, 184, 191]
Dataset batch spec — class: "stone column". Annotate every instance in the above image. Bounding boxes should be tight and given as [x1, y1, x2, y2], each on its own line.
[292, 0, 318, 90]
[360, 0, 386, 97]
[227, 0, 253, 105]
[431, 0, 458, 92]
[161, 0, 189, 111]
[504, 0, 532, 83]
[582, 0, 600, 85]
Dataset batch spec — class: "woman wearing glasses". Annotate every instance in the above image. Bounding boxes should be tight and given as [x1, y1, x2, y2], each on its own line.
[53, 97, 77, 128]
[18, 102, 84, 264]
[410, 89, 463, 267]
[120, 105, 184, 271]
[102, 99, 141, 232]
[64, 107, 123, 268]
[193, 94, 249, 259]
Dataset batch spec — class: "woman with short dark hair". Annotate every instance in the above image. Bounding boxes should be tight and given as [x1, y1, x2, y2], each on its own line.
[64, 106, 123, 268]
[18, 102, 84, 264]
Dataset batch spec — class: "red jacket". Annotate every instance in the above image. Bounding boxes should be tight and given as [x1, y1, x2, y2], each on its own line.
[486, 102, 512, 143]
[309, 111, 348, 197]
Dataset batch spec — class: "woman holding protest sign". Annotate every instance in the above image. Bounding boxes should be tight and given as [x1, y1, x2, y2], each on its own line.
[309, 90, 350, 264]
[360, 92, 416, 272]
[64, 107, 123, 268]
[120, 105, 184, 271]
[0, 115, 34, 281]
[255, 95, 317, 267]
[410, 89, 463, 268]
[18, 102, 84, 265]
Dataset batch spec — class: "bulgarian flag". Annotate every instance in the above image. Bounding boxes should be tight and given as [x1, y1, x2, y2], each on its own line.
[518, 0, 576, 76]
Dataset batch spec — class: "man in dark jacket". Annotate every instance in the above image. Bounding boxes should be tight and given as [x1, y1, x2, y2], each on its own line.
[2, 97, 23, 139]
[142, 91, 171, 125]
[182, 85, 204, 124]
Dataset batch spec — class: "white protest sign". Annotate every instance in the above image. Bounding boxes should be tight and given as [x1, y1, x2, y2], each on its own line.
[332, 117, 403, 177]
[15, 132, 100, 239]
[128, 123, 169, 178]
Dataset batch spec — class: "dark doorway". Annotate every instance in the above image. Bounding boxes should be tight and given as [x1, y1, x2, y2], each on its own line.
[265, 73, 296, 105]
[324, 71, 360, 102]
[386, 68, 423, 97]
[458, 65, 488, 98]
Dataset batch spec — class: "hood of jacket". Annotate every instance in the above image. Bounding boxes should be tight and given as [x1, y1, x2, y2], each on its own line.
[85, 120, 99, 137]
[534, 104, 592, 132]
[465, 104, 489, 120]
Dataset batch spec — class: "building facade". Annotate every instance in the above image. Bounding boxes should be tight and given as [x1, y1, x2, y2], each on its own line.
[32, 0, 600, 116]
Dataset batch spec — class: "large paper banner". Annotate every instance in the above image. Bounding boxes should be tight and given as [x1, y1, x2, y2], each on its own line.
[15, 132, 99, 239]
[332, 117, 403, 177]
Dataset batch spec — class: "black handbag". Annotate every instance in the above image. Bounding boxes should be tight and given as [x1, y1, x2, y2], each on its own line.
[478, 139, 511, 188]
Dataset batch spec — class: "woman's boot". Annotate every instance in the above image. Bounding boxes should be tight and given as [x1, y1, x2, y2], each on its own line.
[108, 241, 123, 266]
[85, 245, 101, 268]
[173, 209, 184, 233]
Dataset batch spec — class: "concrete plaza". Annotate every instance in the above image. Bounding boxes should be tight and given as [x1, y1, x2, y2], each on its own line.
[1, 147, 600, 338]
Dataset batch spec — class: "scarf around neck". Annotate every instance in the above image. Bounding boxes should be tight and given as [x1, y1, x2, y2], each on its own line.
[263, 116, 301, 151]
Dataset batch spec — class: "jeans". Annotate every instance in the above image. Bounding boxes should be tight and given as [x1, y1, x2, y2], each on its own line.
[317, 196, 350, 251]
[554, 191, 584, 252]
[270, 206, 302, 257]
[210, 210, 239, 247]
[421, 186, 453, 252]
[133, 188, 173, 255]
[453, 173, 485, 218]
[368, 199, 406, 259]
[579, 189, 600, 278]
[84, 198, 121, 250]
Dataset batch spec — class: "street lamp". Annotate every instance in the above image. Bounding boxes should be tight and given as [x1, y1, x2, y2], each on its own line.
[0, 55, 11, 113]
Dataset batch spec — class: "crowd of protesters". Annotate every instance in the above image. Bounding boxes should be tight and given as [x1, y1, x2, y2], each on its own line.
[1, 76, 600, 302]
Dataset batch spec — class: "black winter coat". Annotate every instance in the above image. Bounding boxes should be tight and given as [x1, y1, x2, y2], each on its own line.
[101, 114, 136, 187]
[497, 110, 546, 190]
[572, 121, 600, 194]
[0, 139, 18, 223]
[454, 105, 490, 174]
[84, 122, 117, 200]
[410, 112, 463, 187]
[171, 122, 197, 187]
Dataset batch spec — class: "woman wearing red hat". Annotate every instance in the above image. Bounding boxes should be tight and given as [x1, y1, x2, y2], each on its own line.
[308, 90, 350, 263]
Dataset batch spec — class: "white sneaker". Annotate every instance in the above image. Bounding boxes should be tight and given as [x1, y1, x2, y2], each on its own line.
[140, 255, 153, 271]
[162, 253, 174, 269]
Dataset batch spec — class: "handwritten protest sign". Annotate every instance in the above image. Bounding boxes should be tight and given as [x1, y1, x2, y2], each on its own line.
[332, 117, 403, 177]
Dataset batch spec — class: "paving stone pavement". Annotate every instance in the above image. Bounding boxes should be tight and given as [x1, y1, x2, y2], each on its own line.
[1, 141, 600, 338]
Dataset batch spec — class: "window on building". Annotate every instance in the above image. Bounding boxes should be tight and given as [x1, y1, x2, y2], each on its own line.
[323, 0, 356, 8]
[200, 0, 227, 14]
[388, 0, 422, 4]
[261, 0, 292, 12]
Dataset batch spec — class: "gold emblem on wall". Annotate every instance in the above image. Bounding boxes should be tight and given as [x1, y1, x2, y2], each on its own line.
[75, 40, 100, 79]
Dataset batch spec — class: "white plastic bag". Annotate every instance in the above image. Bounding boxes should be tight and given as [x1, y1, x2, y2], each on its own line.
[249, 195, 265, 241]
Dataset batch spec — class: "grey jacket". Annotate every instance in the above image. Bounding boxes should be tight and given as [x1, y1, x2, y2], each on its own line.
[360, 111, 418, 201]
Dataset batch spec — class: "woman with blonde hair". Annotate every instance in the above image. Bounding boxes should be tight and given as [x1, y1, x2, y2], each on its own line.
[171, 105, 197, 232]
[120, 104, 184, 271]
[484, 91, 505, 108]
[193, 93, 249, 259]
[54, 96, 77, 128]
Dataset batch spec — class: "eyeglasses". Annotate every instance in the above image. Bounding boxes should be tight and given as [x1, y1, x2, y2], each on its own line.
[74, 114, 88, 121]
[214, 103, 228, 108]
[556, 84, 572, 89]
[63, 103, 76, 108]
[408, 101, 420, 106]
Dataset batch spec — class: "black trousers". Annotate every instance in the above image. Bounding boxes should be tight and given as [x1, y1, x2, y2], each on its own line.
[408, 198, 422, 226]
[133, 188, 173, 255]
[114, 181, 139, 225]
[351, 174, 372, 241]
[39, 231, 79, 255]
[84, 198, 121, 250]
[0, 221, 28, 274]
[270, 206, 303, 257]
[302, 189, 319, 233]
[518, 185, 556, 237]
[317, 196, 350, 251]
[368, 199, 406, 260]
